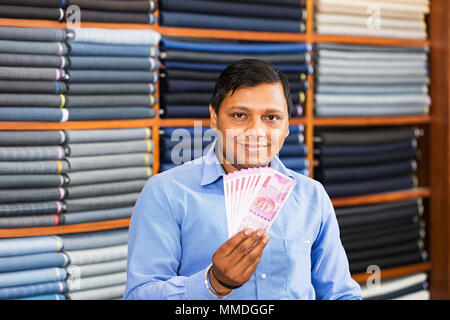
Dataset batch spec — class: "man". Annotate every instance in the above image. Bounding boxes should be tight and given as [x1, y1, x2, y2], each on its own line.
[124, 59, 361, 299]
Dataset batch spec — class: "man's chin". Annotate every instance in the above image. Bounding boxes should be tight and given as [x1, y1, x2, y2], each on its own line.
[234, 158, 272, 169]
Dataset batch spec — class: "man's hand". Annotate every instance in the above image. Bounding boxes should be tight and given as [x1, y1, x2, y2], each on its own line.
[209, 228, 270, 295]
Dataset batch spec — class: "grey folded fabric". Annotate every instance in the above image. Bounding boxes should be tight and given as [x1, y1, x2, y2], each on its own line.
[335, 199, 420, 217]
[0, 26, 67, 42]
[0, 160, 69, 174]
[64, 127, 151, 143]
[64, 193, 140, 213]
[316, 74, 428, 85]
[337, 200, 420, 228]
[0, 40, 68, 55]
[315, 105, 428, 117]
[66, 271, 127, 292]
[0, 130, 65, 146]
[0, 93, 66, 107]
[66, 153, 152, 172]
[66, 83, 155, 95]
[347, 240, 423, 262]
[66, 259, 127, 279]
[65, 95, 156, 108]
[65, 284, 125, 300]
[66, 167, 152, 186]
[0, 200, 63, 217]
[59, 228, 128, 251]
[316, 127, 418, 145]
[0, 54, 67, 68]
[0, 146, 65, 161]
[0, 174, 67, 189]
[64, 244, 128, 265]
[69, 28, 161, 46]
[0, 187, 64, 203]
[62, 207, 133, 225]
[0, 67, 66, 81]
[67, 140, 154, 157]
[315, 43, 428, 53]
[66, 180, 146, 199]
[0, 81, 67, 94]
[0, 214, 61, 228]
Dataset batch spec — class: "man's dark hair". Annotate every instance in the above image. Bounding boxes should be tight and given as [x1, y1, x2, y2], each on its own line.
[210, 59, 292, 118]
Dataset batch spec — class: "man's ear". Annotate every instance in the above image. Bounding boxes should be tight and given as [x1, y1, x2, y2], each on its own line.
[284, 122, 290, 139]
[209, 104, 218, 130]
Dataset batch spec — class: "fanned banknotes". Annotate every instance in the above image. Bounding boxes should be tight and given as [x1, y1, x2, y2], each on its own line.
[223, 167, 297, 238]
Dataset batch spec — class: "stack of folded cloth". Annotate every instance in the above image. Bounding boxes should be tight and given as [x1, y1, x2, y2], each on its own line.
[278, 125, 309, 176]
[0, 128, 153, 229]
[0, 228, 128, 300]
[0, 0, 66, 21]
[159, 126, 216, 172]
[159, 38, 312, 119]
[314, 126, 421, 198]
[0, 26, 70, 122]
[65, 27, 160, 121]
[314, 0, 429, 39]
[337, 198, 427, 273]
[360, 273, 429, 300]
[314, 43, 430, 117]
[0, 0, 158, 25]
[159, 0, 307, 33]
[67, 0, 158, 24]
[159, 125, 309, 176]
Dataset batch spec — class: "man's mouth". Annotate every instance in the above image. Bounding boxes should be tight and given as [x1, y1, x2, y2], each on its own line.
[237, 143, 269, 153]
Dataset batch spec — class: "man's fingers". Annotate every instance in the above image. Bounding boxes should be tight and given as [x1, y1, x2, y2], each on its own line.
[218, 228, 254, 257]
[239, 234, 270, 272]
[227, 228, 265, 263]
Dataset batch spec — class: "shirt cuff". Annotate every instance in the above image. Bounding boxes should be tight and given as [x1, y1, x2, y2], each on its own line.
[185, 267, 232, 300]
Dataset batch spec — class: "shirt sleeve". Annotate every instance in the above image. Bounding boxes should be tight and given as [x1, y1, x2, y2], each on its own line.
[123, 175, 224, 300]
[310, 183, 362, 300]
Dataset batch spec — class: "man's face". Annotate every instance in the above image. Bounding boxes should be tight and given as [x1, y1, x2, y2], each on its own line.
[209, 82, 290, 169]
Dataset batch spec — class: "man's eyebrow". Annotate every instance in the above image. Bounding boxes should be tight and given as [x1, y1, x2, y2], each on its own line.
[228, 106, 285, 113]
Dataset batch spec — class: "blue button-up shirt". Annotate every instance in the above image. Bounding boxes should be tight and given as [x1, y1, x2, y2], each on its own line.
[124, 141, 361, 300]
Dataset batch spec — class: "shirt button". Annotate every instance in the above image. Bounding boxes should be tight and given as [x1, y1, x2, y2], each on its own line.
[261, 273, 267, 279]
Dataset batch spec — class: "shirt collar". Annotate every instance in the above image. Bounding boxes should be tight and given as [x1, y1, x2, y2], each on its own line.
[200, 139, 295, 186]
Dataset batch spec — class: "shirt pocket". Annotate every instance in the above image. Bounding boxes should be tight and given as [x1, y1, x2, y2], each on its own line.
[284, 238, 312, 297]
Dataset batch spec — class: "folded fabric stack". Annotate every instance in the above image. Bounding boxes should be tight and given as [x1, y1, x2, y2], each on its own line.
[159, 126, 215, 172]
[314, 0, 429, 39]
[278, 125, 309, 176]
[66, 27, 160, 121]
[0, 0, 158, 25]
[314, 43, 430, 117]
[159, 38, 312, 119]
[0, 26, 70, 121]
[0, 1, 66, 21]
[67, 0, 157, 24]
[337, 198, 427, 273]
[0, 128, 153, 228]
[159, 0, 307, 33]
[0, 26, 161, 121]
[314, 126, 420, 198]
[0, 228, 128, 300]
[360, 273, 429, 300]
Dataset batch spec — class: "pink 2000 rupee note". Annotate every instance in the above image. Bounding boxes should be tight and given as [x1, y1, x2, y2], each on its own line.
[237, 169, 297, 232]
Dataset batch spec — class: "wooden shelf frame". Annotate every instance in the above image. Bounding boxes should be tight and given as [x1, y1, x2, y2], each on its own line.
[0, 0, 448, 298]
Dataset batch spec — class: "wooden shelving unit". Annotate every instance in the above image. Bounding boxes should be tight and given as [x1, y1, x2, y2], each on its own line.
[0, 0, 449, 299]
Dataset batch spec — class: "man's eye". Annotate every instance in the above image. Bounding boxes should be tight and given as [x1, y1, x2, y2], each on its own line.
[233, 113, 246, 118]
[265, 115, 279, 121]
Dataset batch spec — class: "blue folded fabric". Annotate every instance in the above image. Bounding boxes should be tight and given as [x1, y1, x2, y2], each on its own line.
[161, 39, 312, 53]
